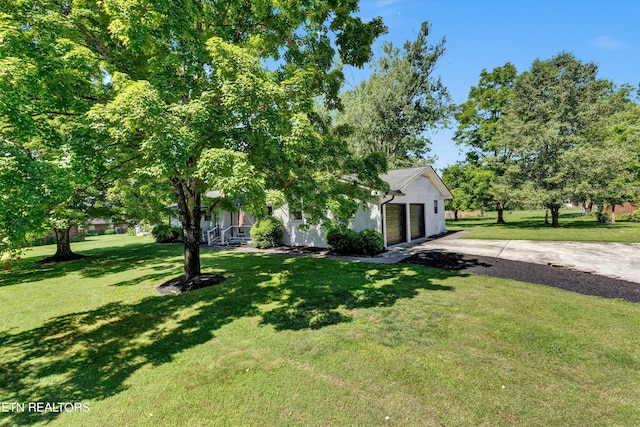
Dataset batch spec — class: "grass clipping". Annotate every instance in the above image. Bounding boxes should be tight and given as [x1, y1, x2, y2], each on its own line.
[157, 274, 226, 295]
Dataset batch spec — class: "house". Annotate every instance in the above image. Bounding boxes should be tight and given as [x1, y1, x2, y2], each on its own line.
[196, 166, 453, 249]
[274, 166, 453, 248]
[169, 191, 256, 245]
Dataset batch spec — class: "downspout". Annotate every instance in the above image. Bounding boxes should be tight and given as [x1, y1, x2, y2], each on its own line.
[380, 194, 396, 248]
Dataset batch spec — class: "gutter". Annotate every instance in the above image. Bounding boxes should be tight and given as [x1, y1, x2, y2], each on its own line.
[379, 190, 404, 248]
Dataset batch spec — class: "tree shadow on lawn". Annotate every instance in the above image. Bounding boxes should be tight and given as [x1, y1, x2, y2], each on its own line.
[401, 250, 493, 271]
[0, 254, 454, 425]
[0, 243, 183, 288]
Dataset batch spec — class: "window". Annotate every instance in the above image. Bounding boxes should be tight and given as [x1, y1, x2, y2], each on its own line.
[434, 200, 439, 214]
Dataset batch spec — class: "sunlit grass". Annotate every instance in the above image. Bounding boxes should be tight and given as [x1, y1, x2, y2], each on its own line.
[1, 235, 639, 426]
[447, 209, 640, 242]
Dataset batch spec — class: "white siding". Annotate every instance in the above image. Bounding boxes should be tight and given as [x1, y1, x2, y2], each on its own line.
[381, 175, 447, 246]
[272, 205, 328, 247]
[271, 201, 382, 248]
[349, 202, 381, 233]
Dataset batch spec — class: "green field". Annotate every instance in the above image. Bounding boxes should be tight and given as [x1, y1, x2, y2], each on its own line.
[1, 235, 639, 426]
[446, 209, 640, 242]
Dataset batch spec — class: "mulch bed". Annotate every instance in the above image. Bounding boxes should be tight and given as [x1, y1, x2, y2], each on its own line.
[157, 273, 226, 295]
[401, 250, 640, 303]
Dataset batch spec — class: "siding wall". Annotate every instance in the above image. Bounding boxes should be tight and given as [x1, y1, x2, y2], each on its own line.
[272, 205, 327, 247]
[272, 201, 381, 248]
[381, 175, 447, 246]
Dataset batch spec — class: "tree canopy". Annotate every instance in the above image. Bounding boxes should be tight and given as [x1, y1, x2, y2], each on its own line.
[0, 1, 115, 257]
[494, 52, 637, 227]
[337, 21, 452, 168]
[1, 0, 387, 278]
[452, 54, 640, 226]
[453, 63, 517, 223]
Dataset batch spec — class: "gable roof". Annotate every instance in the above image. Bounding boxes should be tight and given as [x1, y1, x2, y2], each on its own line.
[381, 166, 453, 199]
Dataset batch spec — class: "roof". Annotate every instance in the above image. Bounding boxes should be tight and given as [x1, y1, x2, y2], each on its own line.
[380, 166, 453, 199]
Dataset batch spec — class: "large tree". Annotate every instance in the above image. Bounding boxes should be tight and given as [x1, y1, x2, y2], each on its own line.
[578, 97, 640, 221]
[337, 21, 452, 168]
[454, 63, 517, 223]
[495, 52, 622, 227]
[0, 2, 118, 260]
[441, 162, 493, 220]
[17, 0, 386, 281]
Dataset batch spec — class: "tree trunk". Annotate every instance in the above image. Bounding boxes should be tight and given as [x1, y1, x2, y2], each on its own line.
[550, 205, 561, 228]
[53, 227, 74, 258]
[454, 209, 459, 221]
[611, 205, 616, 223]
[183, 224, 201, 280]
[496, 201, 506, 224]
[35, 226, 84, 264]
[171, 178, 202, 281]
[544, 209, 549, 224]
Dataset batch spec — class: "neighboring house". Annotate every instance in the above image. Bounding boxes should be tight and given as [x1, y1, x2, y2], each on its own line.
[86, 218, 129, 235]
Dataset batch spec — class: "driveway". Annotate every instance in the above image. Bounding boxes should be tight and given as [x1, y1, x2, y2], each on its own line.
[404, 232, 640, 284]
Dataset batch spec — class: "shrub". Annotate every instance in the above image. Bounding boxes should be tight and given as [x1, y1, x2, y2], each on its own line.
[152, 224, 182, 243]
[617, 213, 631, 222]
[595, 212, 611, 224]
[326, 226, 359, 255]
[631, 209, 640, 222]
[104, 229, 115, 235]
[327, 227, 384, 256]
[70, 235, 86, 243]
[357, 229, 384, 256]
[251, 216, 284, 249]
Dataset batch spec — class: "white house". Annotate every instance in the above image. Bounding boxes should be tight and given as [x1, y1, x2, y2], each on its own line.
[194, 166, 452, 249]
[274, 166, 453, 248]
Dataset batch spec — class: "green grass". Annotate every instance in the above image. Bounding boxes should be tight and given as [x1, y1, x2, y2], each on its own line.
[1, 235, 640, 426]
[447, 209, 640, 242]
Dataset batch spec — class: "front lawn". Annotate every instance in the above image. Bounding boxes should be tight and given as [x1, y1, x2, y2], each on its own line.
[447, 209, 640, 242]
[1, 235, 639, 426]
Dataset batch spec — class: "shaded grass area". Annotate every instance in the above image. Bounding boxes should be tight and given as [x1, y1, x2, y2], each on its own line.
[447, 209, 640, 242]
[1, 235, 639, 426]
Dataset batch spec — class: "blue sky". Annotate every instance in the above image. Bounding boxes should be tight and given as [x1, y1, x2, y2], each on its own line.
[345, 0, 640, 170]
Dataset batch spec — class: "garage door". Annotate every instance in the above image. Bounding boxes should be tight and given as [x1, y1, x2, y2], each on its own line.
[410, 204, 425, 240]
[385, 204, 406, 246]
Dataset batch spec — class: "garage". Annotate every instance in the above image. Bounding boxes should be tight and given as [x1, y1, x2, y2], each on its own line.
[385, 204, 406, 246]
[410, 204, 425, 240]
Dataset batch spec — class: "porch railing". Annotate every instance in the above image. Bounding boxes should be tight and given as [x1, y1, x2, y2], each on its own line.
[220, 225, 252, 244]
[206, 226, 220, 245]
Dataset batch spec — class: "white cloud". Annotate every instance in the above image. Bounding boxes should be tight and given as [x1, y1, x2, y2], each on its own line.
[373, 0, 402, 8]
[592, 36, 631, 50]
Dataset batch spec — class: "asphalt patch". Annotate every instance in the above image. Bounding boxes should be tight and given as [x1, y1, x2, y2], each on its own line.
[401, 250, 640, 303]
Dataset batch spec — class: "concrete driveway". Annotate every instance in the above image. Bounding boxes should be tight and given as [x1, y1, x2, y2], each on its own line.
[408, 232, 640, 284]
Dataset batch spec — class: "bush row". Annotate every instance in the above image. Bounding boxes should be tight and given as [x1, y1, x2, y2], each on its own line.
[595, 208, 640, 223]
[30, 234, 86, 247]
[326, 227, 384, 256]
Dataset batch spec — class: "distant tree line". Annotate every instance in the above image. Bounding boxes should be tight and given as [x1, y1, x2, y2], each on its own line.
[445, 53, 640, 227]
